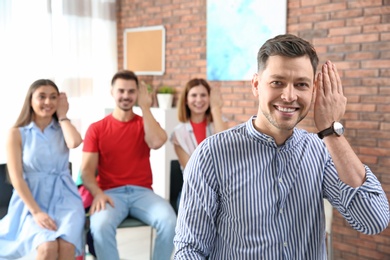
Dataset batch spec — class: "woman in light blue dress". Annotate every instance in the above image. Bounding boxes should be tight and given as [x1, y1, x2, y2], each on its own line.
[0, 79, 85, 259]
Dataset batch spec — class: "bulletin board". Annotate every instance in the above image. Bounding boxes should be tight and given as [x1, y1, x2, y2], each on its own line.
[124, 25, 165, 75]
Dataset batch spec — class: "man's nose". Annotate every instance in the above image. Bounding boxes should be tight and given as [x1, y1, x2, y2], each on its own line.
[281, 85, 297, 102]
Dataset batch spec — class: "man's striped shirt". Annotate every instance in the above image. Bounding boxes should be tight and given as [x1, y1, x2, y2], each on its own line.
[174, 117, 389, 260]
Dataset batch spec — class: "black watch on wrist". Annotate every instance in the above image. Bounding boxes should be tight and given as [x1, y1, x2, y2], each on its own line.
[317, 121, 344, 139]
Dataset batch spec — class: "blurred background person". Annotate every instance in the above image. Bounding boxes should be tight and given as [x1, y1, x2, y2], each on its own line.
[170, 78, 228, 209]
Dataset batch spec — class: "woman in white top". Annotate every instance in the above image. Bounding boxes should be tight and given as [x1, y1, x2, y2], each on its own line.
[170, 78, 228, 208]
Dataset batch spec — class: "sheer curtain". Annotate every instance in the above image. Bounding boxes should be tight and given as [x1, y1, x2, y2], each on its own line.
[0, 0, 117, 168]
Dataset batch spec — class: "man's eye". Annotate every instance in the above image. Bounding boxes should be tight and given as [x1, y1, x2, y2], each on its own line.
[296, 83, 309, 88]
[271, 81, 283, 86]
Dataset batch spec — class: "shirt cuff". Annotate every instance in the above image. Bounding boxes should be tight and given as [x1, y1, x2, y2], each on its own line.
[338, 166, 384, 211]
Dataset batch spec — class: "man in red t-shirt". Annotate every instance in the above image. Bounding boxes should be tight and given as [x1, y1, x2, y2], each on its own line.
[81, 70, 176, 260]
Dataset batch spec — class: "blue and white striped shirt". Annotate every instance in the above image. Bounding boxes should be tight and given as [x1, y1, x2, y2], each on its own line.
[174, 117, 389, 260]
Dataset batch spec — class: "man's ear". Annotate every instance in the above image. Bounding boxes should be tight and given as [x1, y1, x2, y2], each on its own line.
[251, 73, 260, 97]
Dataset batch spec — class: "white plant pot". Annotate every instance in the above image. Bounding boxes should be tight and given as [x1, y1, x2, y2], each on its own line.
[157, 94, 173, 109]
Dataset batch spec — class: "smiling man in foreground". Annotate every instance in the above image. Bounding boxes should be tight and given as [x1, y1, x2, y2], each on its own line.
[173, 34, 389, 259]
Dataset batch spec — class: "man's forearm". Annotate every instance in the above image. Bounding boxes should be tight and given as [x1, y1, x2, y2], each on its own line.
[324, 135, 365, 188]
[81, 172, 103, 197]
[141, 108, 167, 149]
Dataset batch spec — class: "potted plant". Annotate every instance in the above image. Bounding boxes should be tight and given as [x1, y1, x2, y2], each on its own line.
[156, 85, 175, 109]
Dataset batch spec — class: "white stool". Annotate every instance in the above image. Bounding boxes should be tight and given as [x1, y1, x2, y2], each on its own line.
[324, 199, 333, 260]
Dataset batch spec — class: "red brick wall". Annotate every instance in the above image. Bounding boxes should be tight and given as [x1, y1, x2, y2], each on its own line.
[117, 0, 390, 259]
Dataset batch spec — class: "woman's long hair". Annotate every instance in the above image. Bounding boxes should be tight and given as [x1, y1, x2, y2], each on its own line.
[14, 79, 59, 127]
[177, 78, 213, 123]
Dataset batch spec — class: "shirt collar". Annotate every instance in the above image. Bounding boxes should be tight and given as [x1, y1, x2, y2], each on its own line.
[245, 116, 306, 150]
[25, 118, 59, 131]
[184, 121, 193, 132]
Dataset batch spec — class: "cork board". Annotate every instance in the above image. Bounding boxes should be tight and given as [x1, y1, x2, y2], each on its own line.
[124, 25, 165, 75]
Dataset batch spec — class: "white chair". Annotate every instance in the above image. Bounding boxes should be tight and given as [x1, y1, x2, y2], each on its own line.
[324, 199, 333, 260]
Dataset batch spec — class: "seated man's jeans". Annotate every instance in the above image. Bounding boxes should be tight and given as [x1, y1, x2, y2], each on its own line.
[90, 185, 177, 260]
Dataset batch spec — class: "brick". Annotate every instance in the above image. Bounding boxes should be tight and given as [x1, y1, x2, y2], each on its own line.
[358, 248, 387, 260]
[377, 104, 390, 112]
[345, 95, 360, 103]
[331, 9, 363, 20]
[299, 13, 329, 23]
[287, 16, 299, 24]
[364, 6, 390, 15]
[329, 26, 361, 36]
[301, 0, 330, 7]
[333, 61, 360, 70]
[347, 0, 383, 8]
[360, 147, 389, 156]
[224, 92, 244, 100]
[377, 244, 390, 255]
[314, 20, 345, 30]
[288, 23, 314, 32]
[346, 15, 381, 26]
[346, 51, 379, 60]
[381, 50, 390, 59]
[235, 100, 256, 108]
[288, 0, 300, 9]
[313, 36, 344, 46]
[343, 111, 359, 120]
[223, 107, 244, 115]
[361, 95, 390, 103]
[360, 112, 384, 123]
[379, 156, 390, 166]
[364, 24, 390, 33]
[339, 252, 360, 260]
[144, 6, 162, 14]
[315, 2, 347, 13]
[338, 226, 362, 238]
[342, 236, 377, 250]
[333, 240, 358, 253]
[345, 121, 379, 130]
[232, 114, 251, 122]
[341, 78, 362, 87]
[244, 108, 259, 116]
[345, 33, 380, 43]
[362, 60, 390, 69]
[362, 42, 390, 51]
[328, 44, 360, 53]
[289, 6, 315, 16]
[358, 129, 390, 139]
[380, 122, 390, 130]
[383, 14, 390, 23]
[344, 86, 379, 96]
[344, 69, 379, 78]
[348, 137, 377, 147]
[379, 69, 390, 77]
[359, 155, 378, 165]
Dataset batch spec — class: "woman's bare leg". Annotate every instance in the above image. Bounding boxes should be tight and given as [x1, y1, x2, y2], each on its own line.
[36, 241, 58, 260]
[58, 238, 76, 260]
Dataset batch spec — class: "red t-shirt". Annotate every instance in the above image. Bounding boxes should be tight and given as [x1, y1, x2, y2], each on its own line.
[82, 114, 152, 190]
[190, 119, 207, 145]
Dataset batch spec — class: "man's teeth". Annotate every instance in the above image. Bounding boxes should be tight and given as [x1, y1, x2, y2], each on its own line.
[278, 107, 295, 112]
